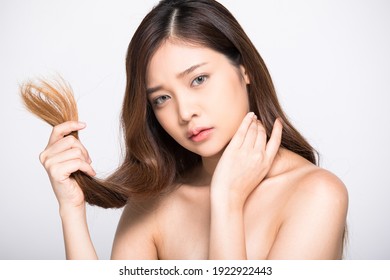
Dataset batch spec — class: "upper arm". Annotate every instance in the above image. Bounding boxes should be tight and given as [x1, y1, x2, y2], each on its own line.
[267, 170, 348, 259]
[111, 202, 159, 260]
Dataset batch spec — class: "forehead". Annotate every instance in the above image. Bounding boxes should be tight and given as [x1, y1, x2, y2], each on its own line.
[146, 41, 226, 83]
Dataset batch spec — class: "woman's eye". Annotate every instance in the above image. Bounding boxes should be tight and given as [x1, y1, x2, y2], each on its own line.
[153, 95, 171, 106]
[191, 75, 208, 86]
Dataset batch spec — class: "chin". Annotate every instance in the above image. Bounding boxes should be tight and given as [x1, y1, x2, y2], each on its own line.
[178, 136, 230, 158]
[189, 144, 226, 159]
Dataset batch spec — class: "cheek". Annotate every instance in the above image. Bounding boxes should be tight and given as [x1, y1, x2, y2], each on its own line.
[155, 112, 171, 132]
[212, 80, 249, 114]
[214, 82, 249, 134]
[154, 110, 180, 139]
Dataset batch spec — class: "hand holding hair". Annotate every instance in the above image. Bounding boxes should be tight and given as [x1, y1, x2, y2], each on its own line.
[20, 78, 109, 259]
[39, 121, 95, 210]
[20, 78, 128, 208]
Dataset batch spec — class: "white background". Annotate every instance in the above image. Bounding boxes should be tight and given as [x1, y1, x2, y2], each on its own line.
[0, 0, 389, 260]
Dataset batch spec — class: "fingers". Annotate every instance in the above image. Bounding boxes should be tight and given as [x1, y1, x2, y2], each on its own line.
[242, 117, 263, 149]
[253, 120, 267, 151]
[40, 135, 91, 163]
[44, 148, 93, 171]
[50, 159, 96, 181]
[43, 147, 96, 179]
[42, 144, 96, 178]
[229, 112, 256, 147]
[40, 121, 95, 179]
[229, 113, 282, 163]
[237, 113, 267, 150]
[40, 135, 91, 165]
[265, 118, 283, 161]
[47, 121, 86, 147]
[237, 115, 282, 161]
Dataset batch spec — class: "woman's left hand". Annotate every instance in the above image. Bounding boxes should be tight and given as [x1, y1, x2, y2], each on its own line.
[210, 112, 283, 207]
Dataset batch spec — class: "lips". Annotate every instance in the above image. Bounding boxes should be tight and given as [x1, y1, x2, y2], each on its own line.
[188, 127, 214, 142]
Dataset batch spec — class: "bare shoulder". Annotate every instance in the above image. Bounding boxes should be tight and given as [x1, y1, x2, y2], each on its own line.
[267, 162, 349, 259]
[111, 183, 200, 259]
[301, 165, 347, 195]
[257, 149, 349, 217]
[111, 197, 161, 259]
[289, 166, 349, 213]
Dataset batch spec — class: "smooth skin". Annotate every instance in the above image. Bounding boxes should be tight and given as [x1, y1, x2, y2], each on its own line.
[40, 41, 348, 260]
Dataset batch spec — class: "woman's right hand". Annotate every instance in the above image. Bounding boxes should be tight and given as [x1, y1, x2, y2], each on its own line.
[39, 121, 96, 211]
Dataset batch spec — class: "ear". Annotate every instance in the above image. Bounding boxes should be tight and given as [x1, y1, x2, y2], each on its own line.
[239, 65, 250, 85]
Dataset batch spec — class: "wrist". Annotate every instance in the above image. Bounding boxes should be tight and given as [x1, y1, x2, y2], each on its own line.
[210, 188, 245, 213]
[59, 203, 86, 220]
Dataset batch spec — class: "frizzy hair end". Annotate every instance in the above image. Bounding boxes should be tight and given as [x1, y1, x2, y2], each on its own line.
[20, 77, 128, 208]
[20, 77, 79, 131]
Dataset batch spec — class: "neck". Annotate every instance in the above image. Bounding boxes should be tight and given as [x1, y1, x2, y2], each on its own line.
[201, 152, 223, 183]
[198, 148, 291, 186]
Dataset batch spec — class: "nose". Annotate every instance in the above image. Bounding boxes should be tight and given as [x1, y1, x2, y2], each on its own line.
[176, 94, 200, 124]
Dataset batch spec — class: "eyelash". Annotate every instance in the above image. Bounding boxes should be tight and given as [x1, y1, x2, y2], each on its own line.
[152, 95, 171, 106]
[151, 75, 209, 107]
[191, 74, 208, 87]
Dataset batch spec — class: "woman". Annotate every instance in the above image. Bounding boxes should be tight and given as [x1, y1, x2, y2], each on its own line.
[21, 0, 348, 259]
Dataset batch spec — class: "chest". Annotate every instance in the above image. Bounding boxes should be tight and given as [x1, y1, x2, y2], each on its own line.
[155, 187, 283, 259]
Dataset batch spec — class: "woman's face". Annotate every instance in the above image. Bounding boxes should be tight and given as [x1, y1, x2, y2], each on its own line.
[146, 41, 250, 158]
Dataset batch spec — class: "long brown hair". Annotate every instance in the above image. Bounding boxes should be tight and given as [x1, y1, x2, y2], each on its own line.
[21, 0, 318, 209]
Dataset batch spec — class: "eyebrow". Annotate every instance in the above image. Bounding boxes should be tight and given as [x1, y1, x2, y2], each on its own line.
[146, 62, 208, 95]
[146, 86, 162, 95]
[177, 62, 208, 79]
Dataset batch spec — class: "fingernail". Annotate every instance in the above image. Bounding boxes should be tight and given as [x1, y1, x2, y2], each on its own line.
[248, 112, 255, 118]
[78, 121, 86, 127]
